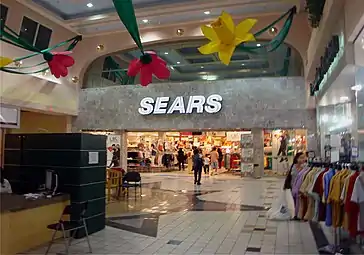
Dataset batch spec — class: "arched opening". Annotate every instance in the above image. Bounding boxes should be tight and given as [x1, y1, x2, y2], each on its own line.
[82, 39, 304, 88]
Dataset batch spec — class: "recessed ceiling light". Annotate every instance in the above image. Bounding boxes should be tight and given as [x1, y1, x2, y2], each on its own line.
[170, 66, 175, 70]
[257, 43, 261, 47]
[351, 85, 362, 91]
[241, 63, 245, 66]
[201, 66, 204, 69]
[87, 3, 93, 8]
[176, 61, 180, 64]
[164, 52, 168, 55]
[204, 11, 211, 15]
[142, 19, 149, 23]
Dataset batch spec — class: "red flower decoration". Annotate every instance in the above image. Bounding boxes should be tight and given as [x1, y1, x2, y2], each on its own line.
[127, 51, 170, 86]
[44, 51, 75, 78]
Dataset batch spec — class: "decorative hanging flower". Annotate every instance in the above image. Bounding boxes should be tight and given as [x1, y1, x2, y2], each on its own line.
[198, 11, 257, 65]
[127, 51, 170, 86]
[43, 51, 75, 78]
[0, 57, 13, 68]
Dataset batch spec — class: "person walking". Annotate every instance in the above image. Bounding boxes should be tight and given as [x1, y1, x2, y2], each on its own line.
[177, 148, 185, 171]
[210, 147, 219, 175]
[217, 148, 223, 169]
[193, 149, 203, 185]
[203, 154, 210, 174]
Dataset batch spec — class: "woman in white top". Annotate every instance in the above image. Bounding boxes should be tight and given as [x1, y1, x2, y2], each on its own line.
[0, 169, 12, 194]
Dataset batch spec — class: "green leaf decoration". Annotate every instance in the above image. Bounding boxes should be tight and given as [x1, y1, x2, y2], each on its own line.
[112, 0, 144, 53]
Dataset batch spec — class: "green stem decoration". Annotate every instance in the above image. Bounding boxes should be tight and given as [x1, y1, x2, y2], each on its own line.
[112, 0, 144, 54]
[0, 20, 82, 74]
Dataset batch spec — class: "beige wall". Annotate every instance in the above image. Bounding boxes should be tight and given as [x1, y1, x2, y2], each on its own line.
[0, 0, 78, 116]
[71, 13, 311, 84]
[9, 111, 70, 134]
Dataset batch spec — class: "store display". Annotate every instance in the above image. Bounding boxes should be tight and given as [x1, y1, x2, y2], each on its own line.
[126, 131, 244, 172]
[241, 133, 254, 176]
[264, 129, 307, 176]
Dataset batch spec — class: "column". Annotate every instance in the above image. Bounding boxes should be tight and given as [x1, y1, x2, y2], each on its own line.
[252, 128, 264, 178]
[119, 131, 128, 171]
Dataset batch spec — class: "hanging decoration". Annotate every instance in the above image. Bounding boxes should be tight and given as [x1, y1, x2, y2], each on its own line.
[0, 20, 82, 78]
[112, 0, 170, 86]
[199, 12, 257, 65]
[199, 6, 297, 65]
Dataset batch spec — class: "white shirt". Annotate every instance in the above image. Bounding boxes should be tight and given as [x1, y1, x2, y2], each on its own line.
[0, 179, 12, 194]
[351, 173, 364, 231]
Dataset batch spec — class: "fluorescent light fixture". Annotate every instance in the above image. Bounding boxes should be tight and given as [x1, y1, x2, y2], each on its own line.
[87, 3, 93, 8]
[340, 96, 349, 102]
[351, 85, 362, 91]
[201, 75, 218, 81]
[204, 11, 211, 15]
[257, 43, 261, 46]
[142, 19, 149, 23]
[164, 52, 168, 55]
[176, 61, 180, 64]
[170, 66, 175, 70]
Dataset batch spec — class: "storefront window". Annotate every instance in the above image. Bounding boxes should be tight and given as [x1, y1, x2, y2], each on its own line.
[263, 129, 307, 176]
[317, 103, 353, 162]
[126, 131, 249, 172]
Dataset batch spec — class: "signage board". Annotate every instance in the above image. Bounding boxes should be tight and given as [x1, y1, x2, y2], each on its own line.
[310, 35, 342, 96]
[138, 94, 222, 115]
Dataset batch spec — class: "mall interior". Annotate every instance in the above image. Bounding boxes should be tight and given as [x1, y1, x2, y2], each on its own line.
[0, 0, 364, 254]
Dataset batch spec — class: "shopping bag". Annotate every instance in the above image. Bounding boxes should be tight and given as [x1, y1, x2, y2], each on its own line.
[267, 189, 295, 221]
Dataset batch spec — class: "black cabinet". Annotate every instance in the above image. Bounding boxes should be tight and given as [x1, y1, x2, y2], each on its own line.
[3, 133, 107, 237]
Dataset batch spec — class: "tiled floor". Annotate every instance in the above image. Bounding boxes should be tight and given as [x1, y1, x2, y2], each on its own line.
[26, 173, 326, 254]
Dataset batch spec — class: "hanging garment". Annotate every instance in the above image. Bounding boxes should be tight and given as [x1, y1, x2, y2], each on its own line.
[292, 167, 310, 217]
[350, 173, 364, 234]
[322, 168, 336, 226]
[343, 172, 360, 237]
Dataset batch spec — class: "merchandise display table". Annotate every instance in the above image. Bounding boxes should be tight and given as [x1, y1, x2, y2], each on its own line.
[0, 193, 69, 255]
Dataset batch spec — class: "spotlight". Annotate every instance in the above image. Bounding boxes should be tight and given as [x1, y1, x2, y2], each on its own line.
[176, 28, 184, 36]
[71, 76, 79, 83]
[96, 44, 104, 51]
[268, 27, 278, 36]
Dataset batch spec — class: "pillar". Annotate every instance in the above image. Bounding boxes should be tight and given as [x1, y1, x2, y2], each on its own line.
[252, 128, 264, 178]
[119, 131, 128, 171]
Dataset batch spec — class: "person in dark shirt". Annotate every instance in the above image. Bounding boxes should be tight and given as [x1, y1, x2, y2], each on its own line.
[177, 148, 185, 171]
[193, 149, 203, 185]
[217, 148, 223, 169]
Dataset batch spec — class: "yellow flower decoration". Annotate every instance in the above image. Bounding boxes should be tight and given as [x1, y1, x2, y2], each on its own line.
[198, 11, 257, 65]
[0, 57, 13, 68]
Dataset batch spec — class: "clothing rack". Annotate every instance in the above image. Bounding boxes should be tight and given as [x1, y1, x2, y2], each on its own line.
[295, 161, 363, 254]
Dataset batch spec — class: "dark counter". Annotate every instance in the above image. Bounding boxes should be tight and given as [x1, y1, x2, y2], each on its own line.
[0, 193, 69, 213]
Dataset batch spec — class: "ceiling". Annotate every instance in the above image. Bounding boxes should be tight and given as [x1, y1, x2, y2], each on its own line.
[27, 0, 304, 35]
[84, 39, 303, 86]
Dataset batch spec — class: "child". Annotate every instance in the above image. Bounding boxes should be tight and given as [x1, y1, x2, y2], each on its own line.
[203, 154, 210, 174]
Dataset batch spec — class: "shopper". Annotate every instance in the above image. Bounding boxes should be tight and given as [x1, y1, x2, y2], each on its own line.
[203, 154, 210, 174]
[283, 152, 306, 190]
[193, 149, 203, 185]
[151, 144, 157, 166]
[210, 147, 219, 175]
[177, 148, 185, 171]
[217, 148, 223, 169]
[0, 168, 12, 194]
